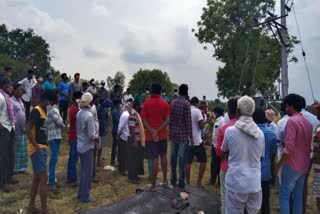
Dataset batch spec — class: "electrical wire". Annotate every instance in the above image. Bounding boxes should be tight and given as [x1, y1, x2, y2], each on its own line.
[292, 1, 315, 102]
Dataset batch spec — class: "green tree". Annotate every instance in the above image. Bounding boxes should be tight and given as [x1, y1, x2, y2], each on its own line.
[106, 71, 126, 93]
[193, 0, 298, 98]
[0, 24, 51, 81]
[129, 69, 175, 97]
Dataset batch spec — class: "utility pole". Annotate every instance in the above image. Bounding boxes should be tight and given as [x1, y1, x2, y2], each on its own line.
[280, 0, 288, 98]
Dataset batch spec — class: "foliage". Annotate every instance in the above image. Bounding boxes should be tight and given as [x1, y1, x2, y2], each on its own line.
[0, 24, 51, 82]
[107, 71, 125, 93]
[194, 0, 298, 98]
[0, 53, 29, 82]
[128, 69, 175, 97]
[208, 98, 227, 112]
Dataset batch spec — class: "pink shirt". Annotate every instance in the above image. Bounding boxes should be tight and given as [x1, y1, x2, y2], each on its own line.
[216, 119, 237, 171]
[284, 112, 313, 174]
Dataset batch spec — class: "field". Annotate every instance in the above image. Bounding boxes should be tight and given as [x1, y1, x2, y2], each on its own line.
[0, 132, 317, 214]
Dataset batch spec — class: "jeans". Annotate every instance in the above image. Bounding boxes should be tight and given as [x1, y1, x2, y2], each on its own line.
[210, 146, 221, 185]
[59, 100, 68, 123]
[111, 132, 118, 165]
[261, 181, 270, 214]
[48, 139, 61, 186]
[220, 170, 226, 214]
[170, 142, 188, 188]
[280, 165, 306, 214]
[22, 100, 30, 121]
[67, 141, 78, 183]
[78, 149, 93, 202]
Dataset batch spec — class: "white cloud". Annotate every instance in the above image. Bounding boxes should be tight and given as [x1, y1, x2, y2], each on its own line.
[91, 1, 109, 17]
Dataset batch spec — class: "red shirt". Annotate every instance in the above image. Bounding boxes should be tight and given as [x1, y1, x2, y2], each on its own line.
[216, 119, 237, 171]
[141, 95, 170, 141]
[68, 105, 80, 141]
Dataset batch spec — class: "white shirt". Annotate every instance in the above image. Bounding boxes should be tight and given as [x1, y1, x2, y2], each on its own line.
[222, 126, 265, 194]
[301, 109, 319, 134]
[19, 77, 35, 102]
[117, 110, 130, 141]
[91, 105, 99, 137]
[191, 106, 204, 146]
[122, 94, 134, 104]
[212, 116, 224, 147]
[0, 93, 14, 131]
[276, 115, 289, 143]
[223, 113, 230, 124]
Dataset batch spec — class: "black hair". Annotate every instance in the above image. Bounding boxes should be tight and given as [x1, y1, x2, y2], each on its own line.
[113, 99, 121, 106]
[190, 96, 200, 105]
[162, 90, 166, 93]
[126, 98, 133, 103]
[213, 107, 224, 117]
[60, 73, 67, 79]
[252, 108, 267, 124]
[300, 96, 306, 109]
[4, 66, 12, 72]
[227, 98, 238, 117]
[282, 93, 303, 112]
[0, 77, 12, 88]
[36, 75, 42, 80]
[127, 88, 131, 91]
[12, 83, 22, 91]
[179, 84, 188, 96]
[28, 69, 34, 75]
[173, 89, 178, 92]
[151, 83, 161, 95]
[133, 99, 141, 109]
[47, 90, 58, 104]
[46, 73, 53, 78]
[82, 82, 88, 87]
[73, 91, 83, 101]
[74, 73, 80, 78]
[90, 79, 95, 84]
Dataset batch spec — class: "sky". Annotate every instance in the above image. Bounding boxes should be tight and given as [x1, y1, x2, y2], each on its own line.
[0, 0, 319, 103]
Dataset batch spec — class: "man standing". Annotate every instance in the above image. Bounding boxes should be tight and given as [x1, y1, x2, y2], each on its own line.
[122, 88, 134, 105]
[169, 84, 192, 190]
[222, 96, 265, 213]
[215, 97, 238, 214]
[77, 92, 98, 203]
[67, 91, 82, 186]
[10, 84, 28, 174]
[69, 73, 82, 98]
[98, 80, 108, 102]
[31, 75, 43, 107]
[0, 77, 18, 192]
[111, 99, 121, 166]
[42, 73, 56, 91]
[117, 102, 132, 175]
[47, 91, 65, 191]
[26, 90, 51, 214]
[210, 107, 224, 186]
[253, 108, 277, 214]
[58, 73, 69, 123]
[86, 79, 97, 95]
[186, 97, 207, 187]
[142, 83, 170, 191]
[19, 69, 35, 120]
[276, 94, 313, 214]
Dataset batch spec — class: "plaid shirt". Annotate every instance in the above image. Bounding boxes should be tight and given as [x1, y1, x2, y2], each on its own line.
[47, 104, 64, 140]
[169, 96, 192, 142]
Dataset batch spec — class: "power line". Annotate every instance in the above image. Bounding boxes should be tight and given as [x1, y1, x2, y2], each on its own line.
[292, 1, 315, 102]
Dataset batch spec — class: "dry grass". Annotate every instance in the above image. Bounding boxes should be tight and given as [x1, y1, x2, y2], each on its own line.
[0, 133, 317, 214]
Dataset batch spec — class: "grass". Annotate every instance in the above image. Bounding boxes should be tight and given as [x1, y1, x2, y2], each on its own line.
[0, 131, 317, 214]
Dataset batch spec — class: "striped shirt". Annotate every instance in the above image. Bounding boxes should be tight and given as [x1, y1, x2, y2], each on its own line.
[47, 104, 64, 140]
[128, 113, 140, 142]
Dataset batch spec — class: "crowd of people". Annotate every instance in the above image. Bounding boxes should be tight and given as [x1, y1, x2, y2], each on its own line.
[1, 67, 320, 214]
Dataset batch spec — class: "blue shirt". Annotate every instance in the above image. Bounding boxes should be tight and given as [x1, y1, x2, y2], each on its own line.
[58, 81, 69, 101]
[42, 80, 56, 91]
[112, 107, 121, 134]
[258, 124, 277, 181]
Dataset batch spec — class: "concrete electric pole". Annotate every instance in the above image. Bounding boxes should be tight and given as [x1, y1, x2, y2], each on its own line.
[280, 0, 288, 98]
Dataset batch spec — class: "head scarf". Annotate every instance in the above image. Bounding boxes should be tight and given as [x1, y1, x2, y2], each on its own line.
[79, 92, 93, 108]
